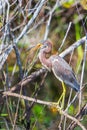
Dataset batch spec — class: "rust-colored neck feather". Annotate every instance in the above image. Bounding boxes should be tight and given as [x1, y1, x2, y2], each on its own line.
[39, 41, 52, 71]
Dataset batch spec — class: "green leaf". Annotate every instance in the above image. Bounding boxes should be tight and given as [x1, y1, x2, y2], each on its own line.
[62, 0, 74, 8]
[0, 113, 8, 117]
[74, 15, 83, 72]
[68, 105, 74, 115]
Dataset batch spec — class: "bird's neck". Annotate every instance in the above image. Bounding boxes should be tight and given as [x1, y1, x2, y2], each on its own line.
[39, 51, 52, 71]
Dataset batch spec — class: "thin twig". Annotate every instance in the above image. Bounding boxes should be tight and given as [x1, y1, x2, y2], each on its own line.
[59, 22, 72, 51]
[79, 37, 87, 110]
[12, 84, 23, 130]
[13, 45, 23, 79]
[44, 0, 59, 40]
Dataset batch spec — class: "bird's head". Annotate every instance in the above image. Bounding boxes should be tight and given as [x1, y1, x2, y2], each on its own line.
[38, 40, 52, 53]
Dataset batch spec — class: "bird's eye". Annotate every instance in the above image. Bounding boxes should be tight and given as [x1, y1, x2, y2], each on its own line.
[44, 45, 47, 48]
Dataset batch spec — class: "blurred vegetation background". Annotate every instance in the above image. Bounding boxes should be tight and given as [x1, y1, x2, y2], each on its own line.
[0, 0, 87, 130]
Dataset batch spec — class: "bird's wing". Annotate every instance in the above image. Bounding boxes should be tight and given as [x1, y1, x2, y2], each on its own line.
[51, 57, 73, 82]
[50, 55, 79, 91]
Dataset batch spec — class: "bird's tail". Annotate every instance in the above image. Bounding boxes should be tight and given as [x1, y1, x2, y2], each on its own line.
[72, 80, 80, 92]
[66, 80, 80, 92]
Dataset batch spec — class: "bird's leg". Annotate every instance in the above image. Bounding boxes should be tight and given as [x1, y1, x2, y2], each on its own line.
[57, 81, 66, 109]
[61, 81, 66, 109]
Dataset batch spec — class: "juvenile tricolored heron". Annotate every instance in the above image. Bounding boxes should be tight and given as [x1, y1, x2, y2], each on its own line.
[38, 40, 80, 108]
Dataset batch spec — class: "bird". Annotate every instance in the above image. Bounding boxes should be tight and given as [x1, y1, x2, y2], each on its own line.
[38, 40, 80, 91]
[38, 40, 80, 108]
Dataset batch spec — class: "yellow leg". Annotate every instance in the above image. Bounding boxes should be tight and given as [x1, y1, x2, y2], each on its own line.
[57, 81, 66, 109]
[50, 82, 66, 114]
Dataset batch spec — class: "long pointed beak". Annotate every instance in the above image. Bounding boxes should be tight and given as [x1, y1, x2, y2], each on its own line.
[27, 43, 42, 51]
[37, 43, 43, 48]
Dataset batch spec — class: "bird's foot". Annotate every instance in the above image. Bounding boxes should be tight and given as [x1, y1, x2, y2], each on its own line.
[51, 102, 62, 114]
[51, 93, 65, 114]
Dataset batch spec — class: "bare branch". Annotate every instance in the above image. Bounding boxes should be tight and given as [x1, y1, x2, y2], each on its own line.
[59, 22, 72, 51]
[79, 38, 87, 110]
